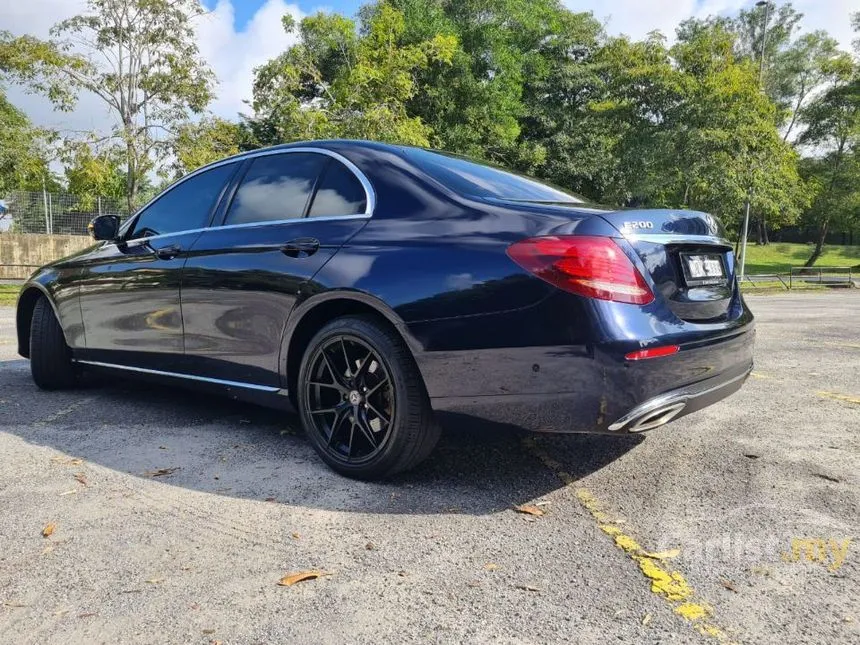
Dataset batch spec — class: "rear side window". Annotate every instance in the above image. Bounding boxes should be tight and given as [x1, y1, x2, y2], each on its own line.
[128, 163, 236, 239]
[405, 148, 584, 204]
[307, 160, 367, 217]
[225, 153, 325, 226]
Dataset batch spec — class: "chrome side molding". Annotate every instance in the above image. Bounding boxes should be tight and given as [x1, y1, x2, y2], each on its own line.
[73, 359, 286, 395]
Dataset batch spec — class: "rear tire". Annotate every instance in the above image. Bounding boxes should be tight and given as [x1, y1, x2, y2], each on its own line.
[298, 315, 440, 479]
[30, 297, 77, 390]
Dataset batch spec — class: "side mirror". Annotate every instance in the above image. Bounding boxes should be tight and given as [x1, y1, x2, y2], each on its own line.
[88, 214, 121, 241]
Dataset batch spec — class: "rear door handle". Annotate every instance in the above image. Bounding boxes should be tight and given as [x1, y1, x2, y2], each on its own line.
[281, 237, 320, 258]
[155, 244, 182, 260]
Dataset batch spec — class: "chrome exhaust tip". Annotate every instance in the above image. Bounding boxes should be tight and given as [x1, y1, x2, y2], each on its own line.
[626, 401, 687, 433]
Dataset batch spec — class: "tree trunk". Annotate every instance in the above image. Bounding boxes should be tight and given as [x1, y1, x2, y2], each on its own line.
[755, 219, 763, 245]
[761, 214, 769, 245]
[804, 218, 829, 267]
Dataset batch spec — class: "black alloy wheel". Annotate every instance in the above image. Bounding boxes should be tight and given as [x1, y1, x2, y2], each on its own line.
[298, 316, 440, 479]
[305, 334, 394, 463]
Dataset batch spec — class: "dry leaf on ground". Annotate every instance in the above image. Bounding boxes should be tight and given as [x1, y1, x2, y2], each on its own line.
[514, 504, 545, 517]
[74, 472, 88, 486]
[484, 563, 499, 571]
[515, 584, 540, 592]
[42, 523, 56, 537]
[277, 570, 332, 586]
[143, 467, 179, 478]
[720, 579, 738, 593]
[642, 613, 652, 626]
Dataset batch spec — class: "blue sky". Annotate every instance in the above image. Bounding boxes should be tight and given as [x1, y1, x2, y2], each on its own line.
[202, 0, 362, 29]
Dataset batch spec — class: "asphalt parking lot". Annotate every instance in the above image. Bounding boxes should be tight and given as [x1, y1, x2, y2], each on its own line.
[0, 292, 858, 644]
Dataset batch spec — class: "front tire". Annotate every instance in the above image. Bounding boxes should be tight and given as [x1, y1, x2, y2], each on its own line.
[298, 316, 439, 479]
[30, 297, 77, 390]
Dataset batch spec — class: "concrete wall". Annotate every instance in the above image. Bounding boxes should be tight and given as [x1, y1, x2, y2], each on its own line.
[0, 234, 93, 280]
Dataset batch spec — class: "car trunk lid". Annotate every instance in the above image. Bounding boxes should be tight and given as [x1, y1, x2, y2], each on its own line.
[598, 209, 737, 322]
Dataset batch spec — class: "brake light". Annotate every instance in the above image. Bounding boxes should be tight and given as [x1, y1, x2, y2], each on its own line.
[625, 345, 679, 361]
[506, 236, 654, 305]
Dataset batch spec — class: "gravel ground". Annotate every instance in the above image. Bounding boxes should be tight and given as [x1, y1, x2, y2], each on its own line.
[0, 292, 857, 644]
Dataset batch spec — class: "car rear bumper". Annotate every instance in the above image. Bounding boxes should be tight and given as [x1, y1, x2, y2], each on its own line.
[423, 322, 755, 434]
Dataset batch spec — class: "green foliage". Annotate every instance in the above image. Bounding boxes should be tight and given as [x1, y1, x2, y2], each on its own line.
[62, 142, 126, 210]
[0, 0, 214, 211]
[248, 3, 456, 147]
[170, 117, 247, 176]
[0, 89, 55, 194]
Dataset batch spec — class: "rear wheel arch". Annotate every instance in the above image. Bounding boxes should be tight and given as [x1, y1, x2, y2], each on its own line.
[281, 292, 422, 407]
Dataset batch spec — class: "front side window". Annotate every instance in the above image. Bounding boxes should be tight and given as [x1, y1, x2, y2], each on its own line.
[224, 153, 325, 226]
[308, 160, 367, 217]
[128, 163, 236, 239]
[405, 148, 584, 204]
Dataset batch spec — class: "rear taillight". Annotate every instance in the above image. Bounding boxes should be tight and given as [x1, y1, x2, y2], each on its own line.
[506, 236, 654, 305]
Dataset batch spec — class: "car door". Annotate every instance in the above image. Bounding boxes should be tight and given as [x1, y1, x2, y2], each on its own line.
[75, 162, 238, 371]
[181, 149, 371, 388]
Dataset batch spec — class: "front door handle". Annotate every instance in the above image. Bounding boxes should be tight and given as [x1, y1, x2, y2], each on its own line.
[155, 244, 182, 260]
[281, 237, 320, 258]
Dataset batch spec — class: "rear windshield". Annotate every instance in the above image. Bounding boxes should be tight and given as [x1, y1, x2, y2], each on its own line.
[404, 148, 584, 204]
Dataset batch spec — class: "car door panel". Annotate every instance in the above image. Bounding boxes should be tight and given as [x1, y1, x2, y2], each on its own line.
[75, 233, 203, 369]
[180, 151, 372, 387]
[181, 219, 368, 386]
[75, 161, 238, 370]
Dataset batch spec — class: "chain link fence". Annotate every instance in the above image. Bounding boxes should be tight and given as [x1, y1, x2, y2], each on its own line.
[0, 190, 129, 236]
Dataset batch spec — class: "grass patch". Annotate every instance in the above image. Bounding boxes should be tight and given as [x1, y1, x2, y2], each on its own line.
[742, 243, 860, 274]
[0, 285, 20, 306]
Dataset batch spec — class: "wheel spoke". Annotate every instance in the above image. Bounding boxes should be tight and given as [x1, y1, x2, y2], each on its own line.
[346, 421, 356, 458]
[308, 380, 345, 393]
[354, 411, 378, 448]
[340, 338, 352, 379]
[320, 350, 345, 387]
[365, 376, 390, 399]
[366, 401, 391, 427]
[327, 407, 348, 447]
[311, 407, 339, 415]
[354, 350, 373, 380]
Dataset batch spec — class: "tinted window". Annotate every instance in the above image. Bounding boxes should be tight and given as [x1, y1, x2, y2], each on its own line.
[129, 163, 235, 239]
[225, 153, 324, 226]
[308, 160, 367, 217]
[405, 148, 584, 204]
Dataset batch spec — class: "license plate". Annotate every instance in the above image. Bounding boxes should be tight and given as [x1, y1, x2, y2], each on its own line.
[680, 253, 726, 286]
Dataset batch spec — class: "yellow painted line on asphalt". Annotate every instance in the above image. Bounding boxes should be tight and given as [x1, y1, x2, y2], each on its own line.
[523, 437, 733, 643]
[32, 396, 97, 426]
[817, 391, 860, 405]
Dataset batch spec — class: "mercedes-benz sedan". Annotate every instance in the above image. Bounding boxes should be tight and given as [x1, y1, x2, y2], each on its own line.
[16, 141, 754, 479]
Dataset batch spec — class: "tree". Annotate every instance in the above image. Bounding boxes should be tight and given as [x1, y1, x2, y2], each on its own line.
[0, 89, 54, 196]
[248, 4, 457, 147]
[0, 0, 214, 212]
[169, 117, 246, 177]
[62, 141, 126, 211]
[797, 74, 860, 265]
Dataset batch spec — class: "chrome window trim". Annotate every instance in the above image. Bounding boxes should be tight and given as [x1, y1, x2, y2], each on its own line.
[118, 146, 376, 245]
[73, 359, 286, 394]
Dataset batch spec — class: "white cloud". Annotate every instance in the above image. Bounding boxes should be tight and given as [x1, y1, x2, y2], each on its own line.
[1, 0, 302, 134]
[566, 0, 856, 50]
[195, 1, 303, 120]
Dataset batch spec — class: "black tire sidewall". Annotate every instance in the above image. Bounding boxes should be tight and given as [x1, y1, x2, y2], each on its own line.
[297, 317, 423, 479]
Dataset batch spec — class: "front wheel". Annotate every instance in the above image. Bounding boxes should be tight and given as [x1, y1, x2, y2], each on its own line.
[297, 316, 440, 479]
[30, 297, 78, 390]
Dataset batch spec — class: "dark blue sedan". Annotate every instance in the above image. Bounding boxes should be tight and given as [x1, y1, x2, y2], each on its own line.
[16, 141, 754, 478]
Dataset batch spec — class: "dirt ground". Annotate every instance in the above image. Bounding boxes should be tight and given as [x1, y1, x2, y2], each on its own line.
[0, 292, 858, 644]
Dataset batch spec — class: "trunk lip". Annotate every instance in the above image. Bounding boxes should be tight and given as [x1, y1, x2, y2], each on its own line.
[613, 232, 733, 248]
